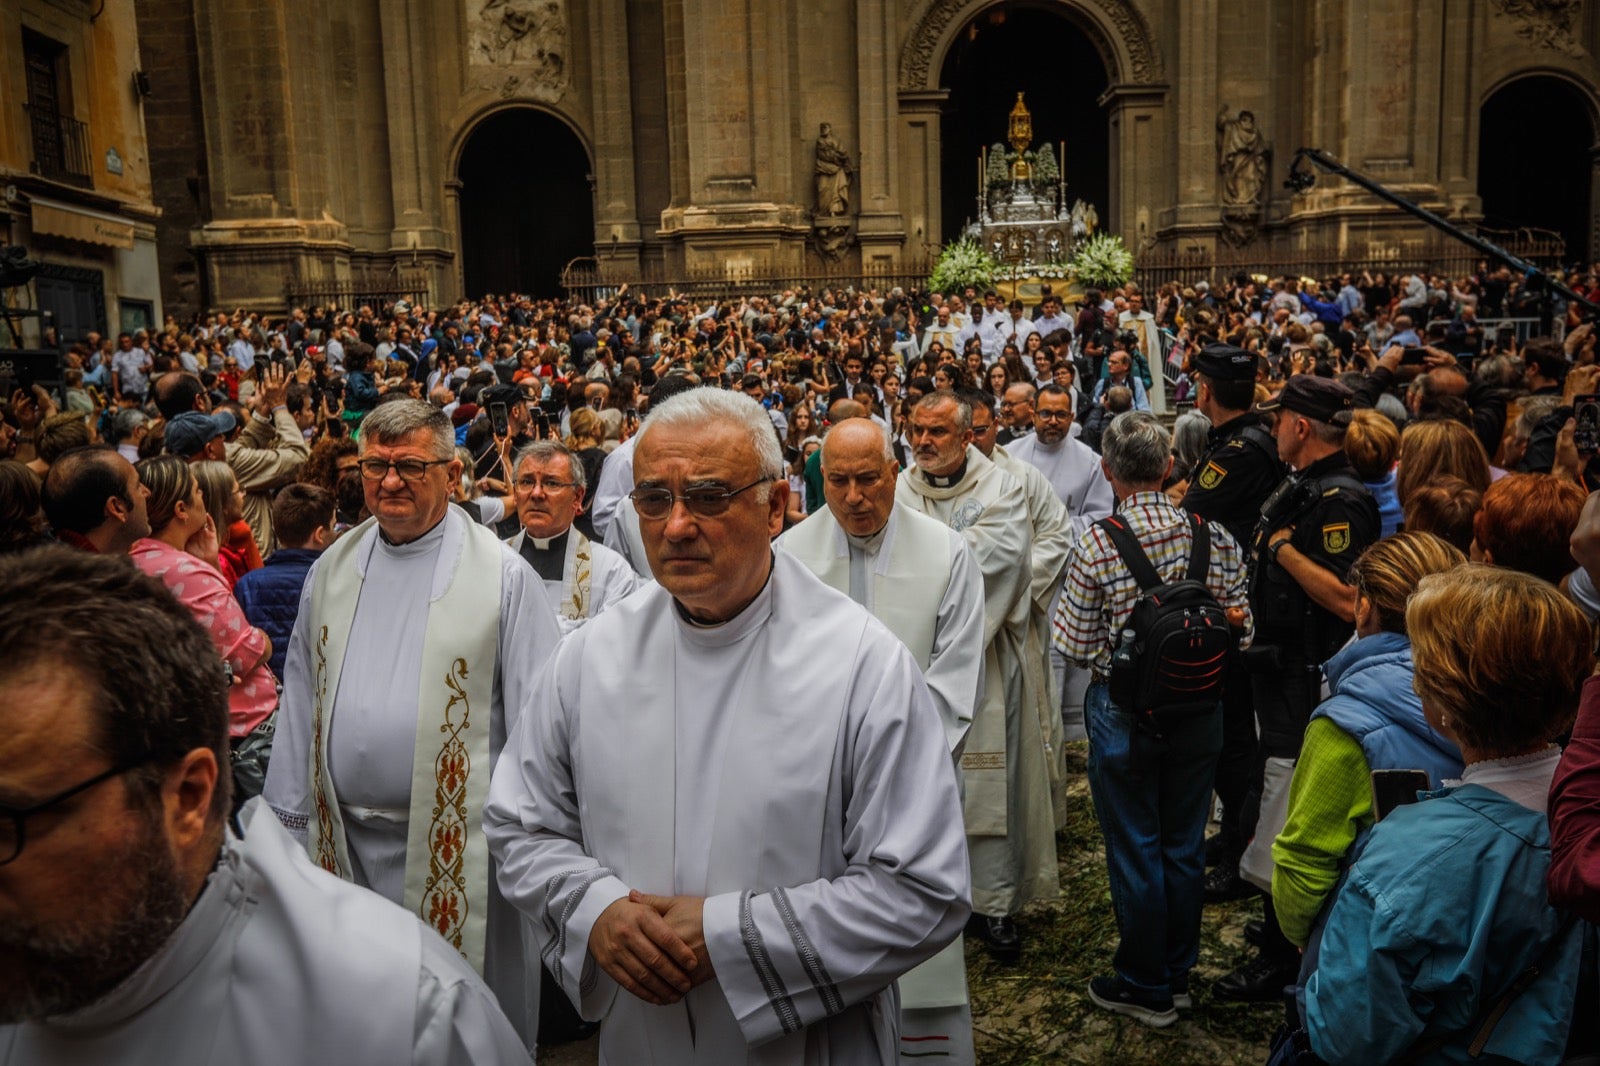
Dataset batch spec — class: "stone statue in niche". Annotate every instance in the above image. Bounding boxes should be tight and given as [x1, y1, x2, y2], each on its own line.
[1216, 106, 1269, 207]
[813, 123, 854, 218]
[811, 222, 854, 263]
[470, 0, 568, 93]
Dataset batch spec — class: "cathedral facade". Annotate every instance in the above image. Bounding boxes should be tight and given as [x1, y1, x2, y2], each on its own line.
[128, 0, 1600, 314]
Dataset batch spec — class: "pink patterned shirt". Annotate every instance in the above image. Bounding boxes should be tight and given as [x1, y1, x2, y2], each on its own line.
[130, 538, 276, 736]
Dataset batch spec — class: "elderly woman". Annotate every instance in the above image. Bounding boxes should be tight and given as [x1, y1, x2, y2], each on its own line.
[1300, 565, 1590, 1065]
[1272, 533, 1465, 956]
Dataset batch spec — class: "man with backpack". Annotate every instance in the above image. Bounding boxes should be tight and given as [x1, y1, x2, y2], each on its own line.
[1053, 410, 1252, 1028]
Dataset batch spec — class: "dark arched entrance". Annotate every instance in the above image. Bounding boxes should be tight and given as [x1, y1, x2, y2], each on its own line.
[938, 5, 1110, 245]
[1478, 76, 1595, 264]
[457, 109, 594, 297]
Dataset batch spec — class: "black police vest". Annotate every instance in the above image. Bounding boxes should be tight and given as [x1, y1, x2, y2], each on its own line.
[1248, 467, 1369, 658]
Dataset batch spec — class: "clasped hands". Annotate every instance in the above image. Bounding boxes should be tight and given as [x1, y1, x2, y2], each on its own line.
[589, 889, 714, 1006]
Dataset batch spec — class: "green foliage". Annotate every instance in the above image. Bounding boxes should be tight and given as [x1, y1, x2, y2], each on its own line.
[986, 143, 1012, 188]
[1032, 145, 1059, 187]
[929, 237, 999, 293]
[1069, 232, 1135, 289]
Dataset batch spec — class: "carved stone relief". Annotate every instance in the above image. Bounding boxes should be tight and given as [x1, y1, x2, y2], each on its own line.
[468, 0, 569, 99]
[1490, 0, 1585, 58]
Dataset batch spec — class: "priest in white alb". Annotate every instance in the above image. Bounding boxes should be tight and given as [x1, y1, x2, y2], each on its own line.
[966, 389, 1074, 830]
[1006, 383, 1115, 740]
[263, 400, 561, 1054]
[778, 418, 985, 1065]
[505, 439, 642, 633]
[895, 389, 1059, 964]
[485, 389, 971, 1066]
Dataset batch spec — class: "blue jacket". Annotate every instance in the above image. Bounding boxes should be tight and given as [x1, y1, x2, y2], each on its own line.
[1365, 470, 1403, 538]
[1314, 632, 1463, 789]
[233, 548, 321, 680]
[1306, 785, 1579, 1066]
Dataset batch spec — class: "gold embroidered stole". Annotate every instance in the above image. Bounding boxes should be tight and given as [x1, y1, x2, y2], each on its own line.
[560, 529, 593, 621]
[306, 512, 500, 973]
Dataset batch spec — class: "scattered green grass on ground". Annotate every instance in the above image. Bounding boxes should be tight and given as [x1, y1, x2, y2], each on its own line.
[968, 742, 1281, 1065]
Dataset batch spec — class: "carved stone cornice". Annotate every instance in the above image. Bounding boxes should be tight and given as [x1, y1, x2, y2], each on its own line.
[1490, 0, 1586, 58]
[898, 0, 1163, 92]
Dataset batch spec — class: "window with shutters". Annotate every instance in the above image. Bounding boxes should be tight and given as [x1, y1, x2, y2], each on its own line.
[22, 28, 91, 188]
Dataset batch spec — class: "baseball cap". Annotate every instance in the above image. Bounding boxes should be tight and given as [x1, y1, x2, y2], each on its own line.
[165, 410, 239, 458]
[1255, 375, 1355, 425]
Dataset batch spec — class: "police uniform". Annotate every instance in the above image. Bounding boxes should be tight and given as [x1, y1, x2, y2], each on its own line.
[1213, 374, 1382, 1003]
[1179, 345, 1283, 877]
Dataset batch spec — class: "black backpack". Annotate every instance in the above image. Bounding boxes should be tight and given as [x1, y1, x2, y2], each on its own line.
[1096, 512, 1233, 733]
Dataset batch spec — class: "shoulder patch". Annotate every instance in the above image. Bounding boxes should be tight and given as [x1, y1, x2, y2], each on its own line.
[1322, 487, 1341, 497]
[1322, 522, 1351, 553]
[1198, 461, 1228, 490]
[1224, 440, 1246, 450]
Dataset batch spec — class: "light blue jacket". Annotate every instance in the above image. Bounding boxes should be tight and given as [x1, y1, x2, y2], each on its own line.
[1305, 785, 1579, 1065]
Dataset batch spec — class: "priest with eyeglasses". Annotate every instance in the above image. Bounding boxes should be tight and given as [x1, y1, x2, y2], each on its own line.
[264, 398, 561, 1057]
[486, 388, 971, 1065]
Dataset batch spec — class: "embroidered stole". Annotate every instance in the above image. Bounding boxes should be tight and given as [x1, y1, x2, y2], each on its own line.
[559, 529, 594, 621]
[306, 513, 501, 973]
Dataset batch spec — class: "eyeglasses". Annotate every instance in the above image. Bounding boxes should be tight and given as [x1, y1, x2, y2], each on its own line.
[1037, 410, 1074, 422]
[358, 458, 452, 482]
[0, 758, 150, 866]
[630, 477, 773, 520]
[514, 476, 575, 493]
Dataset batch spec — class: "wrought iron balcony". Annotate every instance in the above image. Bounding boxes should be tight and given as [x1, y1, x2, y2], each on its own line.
[24, 105, 92, 188]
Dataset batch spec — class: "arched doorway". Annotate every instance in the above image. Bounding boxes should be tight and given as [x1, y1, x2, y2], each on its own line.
[937, 4, 1110, 246]
[1478, 76, 1595, 264]
[457, 108, 595, 297]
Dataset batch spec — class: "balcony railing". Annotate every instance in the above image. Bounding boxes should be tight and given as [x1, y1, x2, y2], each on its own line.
[23, 105, 92, 188]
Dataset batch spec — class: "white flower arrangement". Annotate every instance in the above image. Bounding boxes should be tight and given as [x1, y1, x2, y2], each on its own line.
[1068, 233, 1135, 289]
[928, 238, 1000, 293]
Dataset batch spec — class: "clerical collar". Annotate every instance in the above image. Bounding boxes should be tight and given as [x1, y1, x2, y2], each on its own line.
[845, 523, 889, 554]
[920, 458, 968, 488]
[376, 513, 448, 554]
[518, 528, 569, 581]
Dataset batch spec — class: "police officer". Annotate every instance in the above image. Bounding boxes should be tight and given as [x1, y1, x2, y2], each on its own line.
[1213, 374, 1381, 1002]
[1179, 344, 1283, 901]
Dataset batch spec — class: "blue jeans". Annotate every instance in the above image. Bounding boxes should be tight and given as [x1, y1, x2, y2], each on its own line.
[1085, 680, 1223, 995]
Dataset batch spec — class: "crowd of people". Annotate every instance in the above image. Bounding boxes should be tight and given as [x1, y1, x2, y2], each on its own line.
[5, 259, 1600, 1065]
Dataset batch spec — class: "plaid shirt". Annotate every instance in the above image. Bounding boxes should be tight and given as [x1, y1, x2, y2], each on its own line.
[1052, 491, 1253, 675]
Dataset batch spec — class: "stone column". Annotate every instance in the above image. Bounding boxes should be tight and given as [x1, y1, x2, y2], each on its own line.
[589, 0, 643, 272]
[1160, 0, 1220, 242]
[1099, 85, 1168, 250]
[854, 0, 905, 267]
[897, 90, 948, 255]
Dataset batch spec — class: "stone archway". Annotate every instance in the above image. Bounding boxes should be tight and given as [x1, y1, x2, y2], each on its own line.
[896, 0, 1165, 250]
[1477, 72, 1599, 264]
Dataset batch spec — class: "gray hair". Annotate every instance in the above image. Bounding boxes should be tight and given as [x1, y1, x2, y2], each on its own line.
[1171, 411, 1212, 475]
[359, 399, 454, 459]
[638, 388, 784, 487]
[914, 389, 972, 432]
[1515, 395, 1561, 440]
[1102, 411, 1172, 484]
[1375, 392, 1408, 429]
[513, 439, 586, 494]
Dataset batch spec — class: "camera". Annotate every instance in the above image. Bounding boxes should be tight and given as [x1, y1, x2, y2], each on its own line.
[1575, 393, 1600, 455]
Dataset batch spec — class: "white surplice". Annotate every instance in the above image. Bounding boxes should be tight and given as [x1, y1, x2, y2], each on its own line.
[263, 507, 560, 1052]
[990, 444, 1074, 829]
[506, 526, 644, 633]
[484, 551, 971, 1066]
[777, 505, 984, 1066]
[588, 433, 637, 540]
[777, 504, 984, 753]
[0, 802, 531, 1066]
[602, 498, 653, 577]
[1004, 433, 1114, 743]
[895, 447, 1060, 918]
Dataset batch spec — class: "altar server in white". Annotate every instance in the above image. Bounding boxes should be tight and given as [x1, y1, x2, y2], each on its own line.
[779, 418, 984, 1065]
[0, 548, 530, 1066]
[505, 440, 642, 633]
[263, 400, 560, 1053]
[486, 389, 970, 1066]
[895, 390, 1059, 963]
[1007, 383, 1115, 741]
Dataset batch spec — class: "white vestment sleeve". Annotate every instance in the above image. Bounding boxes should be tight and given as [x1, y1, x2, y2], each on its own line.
[964, 474, 1034, 641]
[924, 534, 985, 754]
[1019, 465, 1074, 614]
[411, 931, 536, 1066]
[495, 546, 562, 745]
[1073, 463, 1115, 536]
[588, 437, 635, 540]
[262, 566, 322, 844]
[485, 642, 630, 1021]
[701, 651, 971, 1048]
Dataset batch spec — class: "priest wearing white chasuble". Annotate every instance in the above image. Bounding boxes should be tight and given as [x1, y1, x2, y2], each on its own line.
[777, 419, 984, 1066]
[504, 439, 643, 634]
[263, 401, 560, 1053]
[0, 548, 530, 1066]
[486, 389, 971, 1066]
[894, 390, 1060, 964]
[967, 390, 1074, 832]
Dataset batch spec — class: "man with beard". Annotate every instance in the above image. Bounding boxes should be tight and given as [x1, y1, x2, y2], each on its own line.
[505, 440, 641, 633]
[0, 547, 529, 1064]
[895, 390, 1058, 961]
